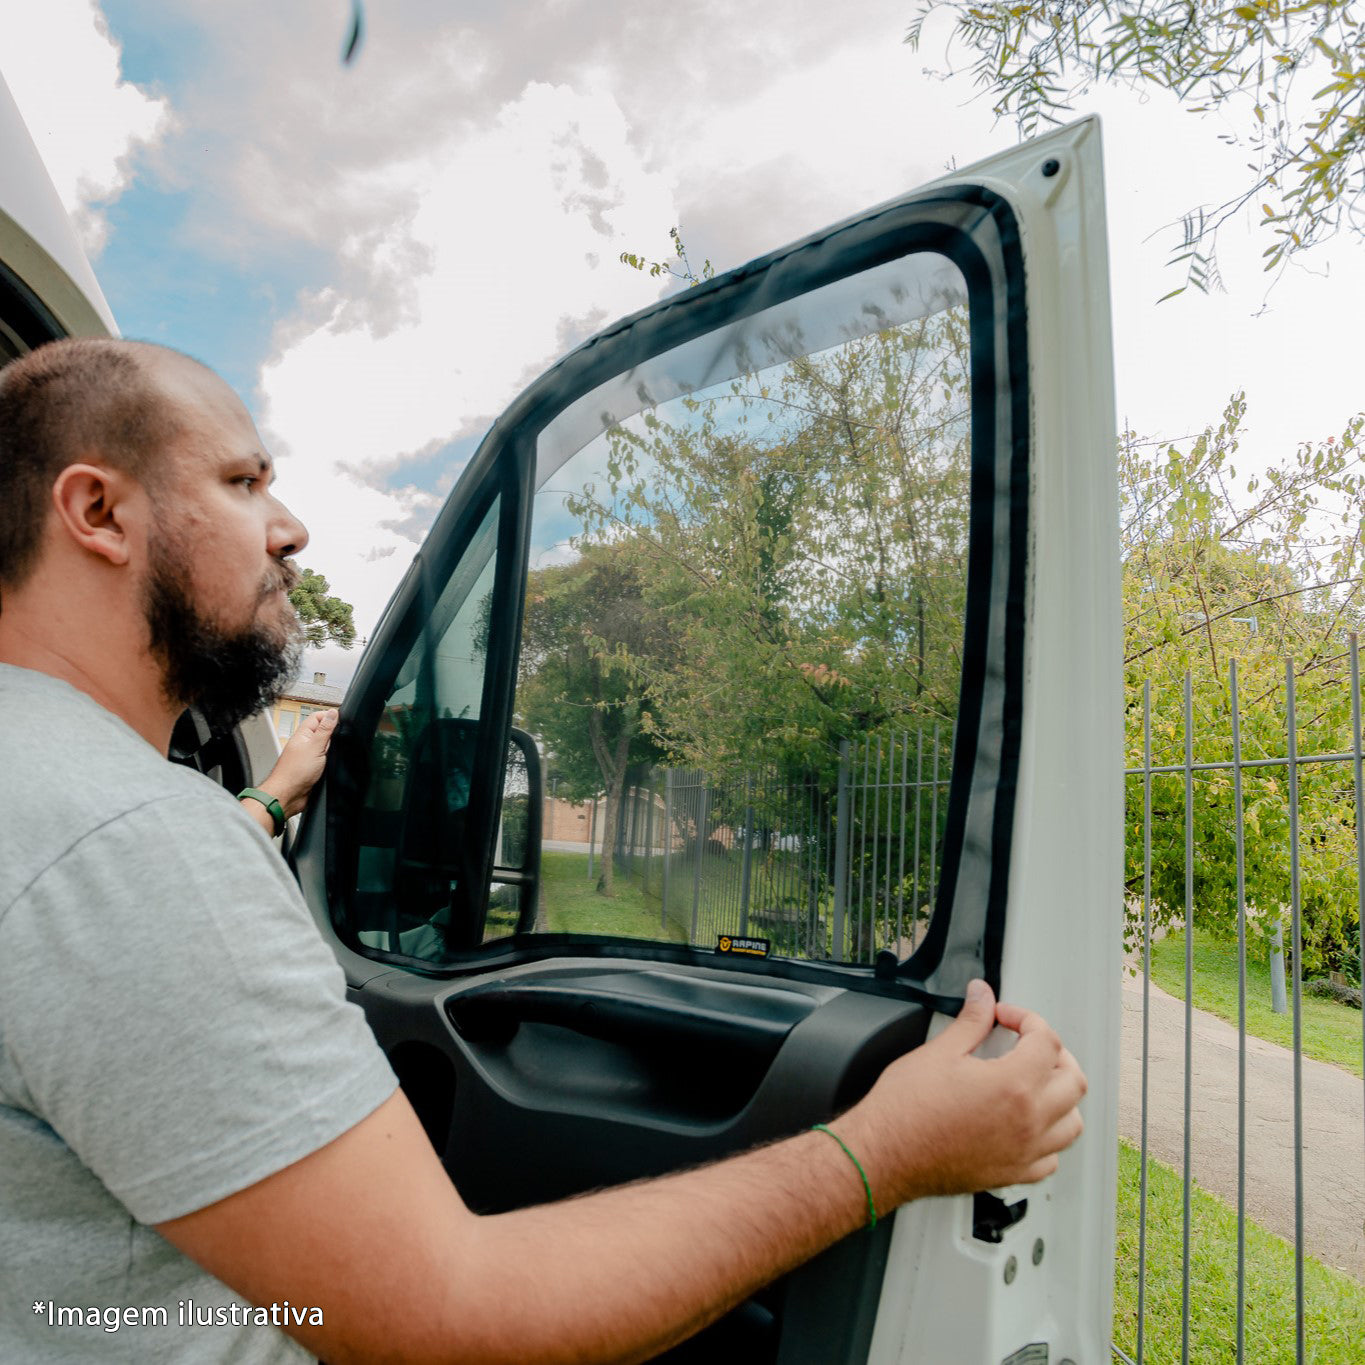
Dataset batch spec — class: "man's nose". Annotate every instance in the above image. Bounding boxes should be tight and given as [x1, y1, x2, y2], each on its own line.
[268, 494, 309, 559]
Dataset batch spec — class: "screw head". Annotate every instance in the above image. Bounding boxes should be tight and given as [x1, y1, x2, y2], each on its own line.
[1042, 157, 1061, 177]
[1003, 1254, 1018, 1284]
[1032, 1237, 1045, 1265]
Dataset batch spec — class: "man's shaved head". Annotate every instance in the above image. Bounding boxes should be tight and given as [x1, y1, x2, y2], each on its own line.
[0, 337, 206, 591]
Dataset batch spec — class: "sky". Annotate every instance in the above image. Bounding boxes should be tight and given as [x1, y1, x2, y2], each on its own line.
[0, 0, 1359, 689]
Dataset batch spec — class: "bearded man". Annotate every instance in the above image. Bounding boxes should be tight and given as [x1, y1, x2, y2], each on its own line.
[0, 338, 1087, 1364]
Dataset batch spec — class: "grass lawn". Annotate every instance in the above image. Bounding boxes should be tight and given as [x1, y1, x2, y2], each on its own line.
[539, 851, 688, 942]
[1147, 929, 1364, 1079]
[1114, 1141, 1365, 1362]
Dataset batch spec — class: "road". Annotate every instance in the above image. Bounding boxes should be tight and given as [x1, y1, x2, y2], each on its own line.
[1119, 970, 1365, 1281]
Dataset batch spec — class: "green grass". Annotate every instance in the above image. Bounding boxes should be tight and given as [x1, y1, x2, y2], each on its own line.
[1114, 1141, 1365, 1362]
[1146, 929, 1364, 1078]
[539, 851, 687, 942]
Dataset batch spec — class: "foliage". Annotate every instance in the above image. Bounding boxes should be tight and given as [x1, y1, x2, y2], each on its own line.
[1148, 928, 1364, 1072]
[908, 1, 1365, 290]
[619, 226, 715, 287]
[1113, 1141, 1365, 1361]
[1121, 395, 1365, 972]
[517, 543, 668, 895]
[570, 307, 973, 784]
[288, 566, 357, 649]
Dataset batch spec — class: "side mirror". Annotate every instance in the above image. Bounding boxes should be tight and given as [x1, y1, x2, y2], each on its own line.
[390, 717, 542, 949]
[485, 727, 543, 941]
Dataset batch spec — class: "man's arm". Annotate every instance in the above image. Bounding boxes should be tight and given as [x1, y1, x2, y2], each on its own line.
[157, 980, 1085, 1365]
[240, 708, 338, 835]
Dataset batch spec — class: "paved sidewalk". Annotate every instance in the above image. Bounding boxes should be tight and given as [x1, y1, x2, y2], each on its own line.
[1119, 971, 1365, 1280]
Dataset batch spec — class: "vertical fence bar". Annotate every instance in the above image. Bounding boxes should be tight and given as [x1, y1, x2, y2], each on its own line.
[661, 770, 673, 934]
[833, 740, 850, 960]
[871, 736, 883, 954]
[897, 732, 908, 953]
[912, 729, 923, 951]
[739, 774, 754, 938]
[642, 779, 654, 898]
[1181, 671, 1194, 1365]
[930, 722, 941, 918]
[806, 775, 818, 957]
[690, 784, 708, 945]
[587, 797, 597, 881]
[1351, 636, 1365, 1209]
[883, 734, 895, 953]
[1230, 661, 1247, 1365]
[856, 736, 870, 960]
[1285, 660, 1305, 1365]
[1138, 678, 1152, 1365]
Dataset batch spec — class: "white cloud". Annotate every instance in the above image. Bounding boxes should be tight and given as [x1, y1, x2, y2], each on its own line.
[258, 80, 679, 653]
[68, 0, 1359, 687]
[0, 0, 169, 254]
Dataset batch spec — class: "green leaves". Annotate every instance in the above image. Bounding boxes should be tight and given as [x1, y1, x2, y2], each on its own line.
[288, 566, 358, 649]
[1122, 393, 1365, 970]
[909, 1, 1365, 284]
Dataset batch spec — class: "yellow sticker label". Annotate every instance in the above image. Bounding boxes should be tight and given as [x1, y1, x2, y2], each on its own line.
[715, 935, 770, 958]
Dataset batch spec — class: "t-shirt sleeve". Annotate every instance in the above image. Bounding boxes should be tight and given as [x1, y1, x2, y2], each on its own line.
[0, 790, 398, 1224]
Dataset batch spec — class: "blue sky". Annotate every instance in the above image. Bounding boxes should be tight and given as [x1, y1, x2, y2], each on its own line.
[1, 1, 1359, 687]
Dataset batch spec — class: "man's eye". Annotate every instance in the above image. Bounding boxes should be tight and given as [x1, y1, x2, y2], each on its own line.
[235, 476, 258, 490]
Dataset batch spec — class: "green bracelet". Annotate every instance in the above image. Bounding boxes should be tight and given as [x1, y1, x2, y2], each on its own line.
[812, 1123, 878, 1229]
[238, 787, 286, 837]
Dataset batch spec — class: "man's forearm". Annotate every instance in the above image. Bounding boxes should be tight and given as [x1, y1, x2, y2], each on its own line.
[448, 1126, 873, 1365]
[160, 985, 1086, 1365]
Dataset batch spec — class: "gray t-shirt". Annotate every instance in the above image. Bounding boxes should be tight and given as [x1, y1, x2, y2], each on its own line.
[0, 664, 397, 1362]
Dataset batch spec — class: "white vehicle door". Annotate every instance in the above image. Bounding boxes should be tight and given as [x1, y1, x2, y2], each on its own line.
[292, 117, 1122, 1363]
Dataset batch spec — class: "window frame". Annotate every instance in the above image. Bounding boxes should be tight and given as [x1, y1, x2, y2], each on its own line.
[316, 186, 1029, 1011]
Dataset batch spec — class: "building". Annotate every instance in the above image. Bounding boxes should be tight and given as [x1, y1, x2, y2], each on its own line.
[271, 671, 345, 741]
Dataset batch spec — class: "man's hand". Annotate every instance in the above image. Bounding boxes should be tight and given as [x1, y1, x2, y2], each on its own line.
[250, 708, 339, 824]
[839, 978, 1087, 1210]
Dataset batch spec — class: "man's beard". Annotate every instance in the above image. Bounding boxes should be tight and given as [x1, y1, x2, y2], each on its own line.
[143, 539, 303, 736]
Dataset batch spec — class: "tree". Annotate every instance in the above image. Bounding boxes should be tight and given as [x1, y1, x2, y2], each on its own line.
[289, 567, 358, 650]
[1121, 393, 1365, 975]
[908, 2, 1365, 291]
[571, 306, 974, 784]
[517, 544, 668, 897]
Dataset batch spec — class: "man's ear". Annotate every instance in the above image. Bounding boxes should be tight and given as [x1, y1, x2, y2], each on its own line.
[50, 463, 141, 567]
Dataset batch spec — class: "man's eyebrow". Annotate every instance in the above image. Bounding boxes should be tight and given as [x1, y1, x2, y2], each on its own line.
[244, 452, 277, 484]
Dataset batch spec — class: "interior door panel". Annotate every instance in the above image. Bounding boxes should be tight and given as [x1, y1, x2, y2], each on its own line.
[352, 962, 928, 1363]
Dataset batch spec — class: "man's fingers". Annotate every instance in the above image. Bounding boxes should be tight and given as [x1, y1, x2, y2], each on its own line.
[942, 979, 998, 1056]
[994, 1000, 1054, 1037]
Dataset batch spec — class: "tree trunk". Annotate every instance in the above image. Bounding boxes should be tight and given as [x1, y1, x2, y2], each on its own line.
[585, 672, 638, 898]
[596, 764, 629, 896]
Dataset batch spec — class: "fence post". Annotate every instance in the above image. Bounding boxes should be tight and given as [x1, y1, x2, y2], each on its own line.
[691, 783, 709, 944]
[642, 778, 654, 898]
[587, 798, 597, 881]
[739, 773, 755, 937]
[661, 770, 673, 934]
[832, 740, 851, 960]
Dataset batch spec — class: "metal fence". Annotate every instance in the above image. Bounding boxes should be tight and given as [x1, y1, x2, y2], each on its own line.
[608, 726, 955, 962]
[600, 650, 1365, 1360]
[1118, 653, 1365, 1363]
